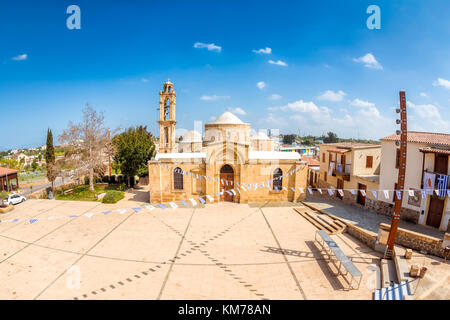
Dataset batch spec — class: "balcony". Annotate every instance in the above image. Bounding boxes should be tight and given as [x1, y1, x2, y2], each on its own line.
[332, 163, 351, 181]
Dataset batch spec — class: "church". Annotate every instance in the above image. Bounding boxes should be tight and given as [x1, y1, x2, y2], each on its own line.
[148, 80, 308, 204]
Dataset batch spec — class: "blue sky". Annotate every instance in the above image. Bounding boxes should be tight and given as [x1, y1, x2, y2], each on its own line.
[0, 0, 449, 150]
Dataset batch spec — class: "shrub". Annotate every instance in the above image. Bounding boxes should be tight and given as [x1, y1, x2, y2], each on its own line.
[117, 175, 124, 184]
[109, 175, 117, 184]
[102, 175, 109, 183]
[102, 190, 124, 204]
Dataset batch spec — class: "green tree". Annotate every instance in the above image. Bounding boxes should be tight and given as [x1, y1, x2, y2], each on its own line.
[113, 126, 155, 187]
[282, 134, 297, 145]
[323, 132, 339, 143]
[31, 158, 38, 171]
[45, 128, 57, 192]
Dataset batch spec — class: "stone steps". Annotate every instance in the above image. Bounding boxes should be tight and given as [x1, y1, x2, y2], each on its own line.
[293, 208, 345, 235]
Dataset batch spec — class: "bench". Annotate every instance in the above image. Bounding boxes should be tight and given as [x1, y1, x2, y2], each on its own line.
[315, 230, 362, 290]
[63, 189, 73, 195]
[95, 193, 106, 200]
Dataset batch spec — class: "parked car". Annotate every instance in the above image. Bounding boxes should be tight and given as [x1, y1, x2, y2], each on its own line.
[2, 194, 26, 205]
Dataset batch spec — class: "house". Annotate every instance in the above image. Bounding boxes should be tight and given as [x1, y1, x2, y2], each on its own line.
[148, 80, 308, 203]
[318, 142, 381, 205]
[304, 157, 320, 188]
[379, 131, 450, 231]
[0, 167, 19, 192]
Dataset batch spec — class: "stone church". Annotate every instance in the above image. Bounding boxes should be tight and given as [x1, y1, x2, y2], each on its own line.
[148, 80, 307, 204]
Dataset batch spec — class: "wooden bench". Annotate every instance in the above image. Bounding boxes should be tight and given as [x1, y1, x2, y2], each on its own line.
[315, 230, 362, 290]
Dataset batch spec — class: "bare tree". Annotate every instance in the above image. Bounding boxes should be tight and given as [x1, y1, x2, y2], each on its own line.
[59, 104, 111, 191]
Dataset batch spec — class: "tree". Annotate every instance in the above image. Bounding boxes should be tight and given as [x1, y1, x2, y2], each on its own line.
[59, 104, 111, 191]
[282, 134, 297, 145]
[45, 128, 57, 192]
[113, 126, 155, 187]
[323, 132, 339, 143]
[31, 158, 38, 171]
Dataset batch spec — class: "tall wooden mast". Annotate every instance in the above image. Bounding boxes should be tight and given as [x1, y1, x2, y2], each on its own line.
[384, 91, 408, 259]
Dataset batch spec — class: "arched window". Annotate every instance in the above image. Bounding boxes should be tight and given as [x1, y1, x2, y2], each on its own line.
[273, 168, 282, 191]
[174, 167, 183, 190]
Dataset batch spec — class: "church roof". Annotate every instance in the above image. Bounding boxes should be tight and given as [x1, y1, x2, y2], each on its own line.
[249, 151, 300, 160]
[182, 130, 202, 143]
[211, 111, 247, 125]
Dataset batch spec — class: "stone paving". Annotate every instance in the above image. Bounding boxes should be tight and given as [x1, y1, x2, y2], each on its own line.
[0, 197, 384, 300]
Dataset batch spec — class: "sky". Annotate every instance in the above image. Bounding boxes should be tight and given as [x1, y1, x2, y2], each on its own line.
[0, 0, 449, 150]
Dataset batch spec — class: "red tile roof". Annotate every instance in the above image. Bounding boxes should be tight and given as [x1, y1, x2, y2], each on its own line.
[381, 131, 450, 147]
[321, 142, 380, 148]
[303, 157, 320, 167]
[0, 167, 18, 176]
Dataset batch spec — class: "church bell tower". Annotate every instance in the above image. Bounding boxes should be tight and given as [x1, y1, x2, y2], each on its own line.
[158, 79, 177, 153]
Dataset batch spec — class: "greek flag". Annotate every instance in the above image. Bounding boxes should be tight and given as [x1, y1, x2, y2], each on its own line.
[436, 174, 449, 197]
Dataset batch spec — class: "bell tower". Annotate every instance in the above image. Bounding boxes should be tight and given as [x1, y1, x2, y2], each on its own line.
[158, 79, 176, 153]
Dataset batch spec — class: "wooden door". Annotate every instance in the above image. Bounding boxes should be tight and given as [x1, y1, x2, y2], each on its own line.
[435, 155, 448, 174]
[427, 197, 445, 228]
[357, 183, 366, 206]
[220, 164, 234, 202]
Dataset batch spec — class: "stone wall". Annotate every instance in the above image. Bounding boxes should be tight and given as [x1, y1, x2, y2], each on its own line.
[379, 223, 448, 258]
[346, 223, 377, 249]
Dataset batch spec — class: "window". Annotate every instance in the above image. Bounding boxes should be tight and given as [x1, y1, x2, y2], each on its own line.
[322, 153, 325, 162]
[366, 156, 373, 168]
[395, 149, 400, 169]
[273, 168, 283, 191]
[324, 171, 327, 182]
[174, 167, 183, 190]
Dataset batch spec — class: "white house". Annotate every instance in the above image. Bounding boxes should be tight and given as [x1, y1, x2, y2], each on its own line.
[379, 131, 450, 231]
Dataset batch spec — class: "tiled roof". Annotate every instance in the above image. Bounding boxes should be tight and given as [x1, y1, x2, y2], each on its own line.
[0, 167, 18, 176]
[321, 142, 380, 149]
[303, 157, 320, 167]
[381, 131, 450, 147]
[419, 147, 450, 155]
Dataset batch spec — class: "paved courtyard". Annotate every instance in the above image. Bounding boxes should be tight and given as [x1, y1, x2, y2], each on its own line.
[0, 197, 422, 300]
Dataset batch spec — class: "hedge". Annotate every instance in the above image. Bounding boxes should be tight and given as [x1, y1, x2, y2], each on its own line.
[102, 190, 124, 204]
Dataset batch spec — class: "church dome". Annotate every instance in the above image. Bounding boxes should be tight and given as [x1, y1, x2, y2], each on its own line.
[182, 130, 202, 143]
[211, 111, 246, 125]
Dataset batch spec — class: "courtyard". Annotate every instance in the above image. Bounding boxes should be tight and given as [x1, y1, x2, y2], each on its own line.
[0, 195, 448, 300]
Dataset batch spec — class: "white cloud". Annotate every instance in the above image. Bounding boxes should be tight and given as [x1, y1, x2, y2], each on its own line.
[269, 94, 282, 100]
[268, 59, 287, 67]
[252, 47, 272, 54]
[256, 81, 266, 90]
[200, 95, 229, 101]
[420, 92, 429, 97]
[433, 77, 450, 89]
[317, 90, 346, 102]
[407, 101, 450, 132]
[230, 107, 246, 115]
[193, 42, 222, 52]
[12, 54, 27, 61]
[353, 53, 382, 69]
[350, 98, 376, 108]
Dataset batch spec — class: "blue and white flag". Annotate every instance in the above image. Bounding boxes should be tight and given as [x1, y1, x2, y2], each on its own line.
[371, 190, 377, 198]
[436, 174, 449, 197]
[145, 205, 155, 211]
[349, 189, 355, 195]
[307, 188, 312, 194]
[198, 196, 206, 204]
[360, 190, 366, 197]
[395, 190, 402, 200]
[317, 188, 322, 194]
[205, 195, 214, 202]
[384, 190, 390, 199]
[421, 190, 427, 199]
[168, 202, 178, 209]
[30, 219, 38, 224]
[158, 204, 168, 210]
[299, 187, 304, 194]
[327, 189, 334, 196]
[230, 189, 236, 196]
[225, 190, 233, 196]
[132, 207, 142, 213]
[338, 189, 344, 197]
[290, 187, 296, 192]
[181, 200, 188, 206]
[188, 198, 197, 206]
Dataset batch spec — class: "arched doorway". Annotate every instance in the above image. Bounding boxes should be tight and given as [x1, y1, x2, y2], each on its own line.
[220, 164, 234, 202]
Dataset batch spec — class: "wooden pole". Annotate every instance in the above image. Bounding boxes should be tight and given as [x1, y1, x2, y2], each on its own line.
[384, 91, 408, 259]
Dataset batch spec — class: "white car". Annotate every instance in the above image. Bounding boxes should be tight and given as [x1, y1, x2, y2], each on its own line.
[2, 194, 26, 206]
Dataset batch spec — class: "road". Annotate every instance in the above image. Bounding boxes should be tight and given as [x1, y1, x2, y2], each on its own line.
[19, 176, 73, 197]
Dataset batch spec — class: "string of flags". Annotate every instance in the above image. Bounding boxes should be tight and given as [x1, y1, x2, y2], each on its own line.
[157, 161, 302, 187]
[1, 184, 448, 226]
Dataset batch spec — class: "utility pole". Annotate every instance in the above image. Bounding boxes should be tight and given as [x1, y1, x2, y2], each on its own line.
[107, 129, 112, 176]
[384, 91, 408, 259]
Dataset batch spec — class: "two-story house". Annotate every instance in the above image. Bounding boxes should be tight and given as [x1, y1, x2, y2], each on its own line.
[379, 132, 450, 231]
[318, 142, 381, 206]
